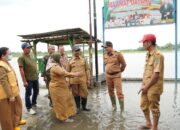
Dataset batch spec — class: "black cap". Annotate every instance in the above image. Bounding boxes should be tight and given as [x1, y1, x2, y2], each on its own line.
[72, 45, 81, 51]
[101, 41, 113, 48]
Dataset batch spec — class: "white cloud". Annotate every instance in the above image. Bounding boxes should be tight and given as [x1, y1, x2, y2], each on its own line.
[0, 0, 179, 52]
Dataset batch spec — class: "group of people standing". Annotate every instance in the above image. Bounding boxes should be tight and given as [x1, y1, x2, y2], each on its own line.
[41, 45, 91, 122]
[102, 34, 164, 130]
[0, 42, 92, 130]
[0, 33, 164, 130]
[0, 42, 42, 130]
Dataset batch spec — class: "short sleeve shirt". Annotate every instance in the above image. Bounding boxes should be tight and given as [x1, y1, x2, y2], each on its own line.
[67, 56, 90, 84]
[18, 54, 38, 80]
[104, 50, 125, 78]
[143, 49, 164, 94]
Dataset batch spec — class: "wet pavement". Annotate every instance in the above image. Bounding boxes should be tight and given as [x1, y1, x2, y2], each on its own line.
[19, 81, 180, 130]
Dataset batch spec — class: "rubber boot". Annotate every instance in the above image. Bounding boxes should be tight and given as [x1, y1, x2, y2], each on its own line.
[74, 96, 81, 114]
[118, 99, 124, 114]
[49, 96, 53, 107]
[81, 97, 91, 111]
[110, 96, 117, 111]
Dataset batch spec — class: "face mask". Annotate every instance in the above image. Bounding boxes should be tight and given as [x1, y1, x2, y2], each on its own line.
[7, 54, 13, 61]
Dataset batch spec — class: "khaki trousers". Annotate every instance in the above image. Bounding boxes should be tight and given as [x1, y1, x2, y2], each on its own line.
[140, 92, 161, 117]
[70, 83, 88, 98]
[106, 76, 124, 100]
[0, 95, 22, 130]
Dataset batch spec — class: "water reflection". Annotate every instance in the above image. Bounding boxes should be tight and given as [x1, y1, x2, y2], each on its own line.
[173, 82, 178, 107]
[18, 82, 180, 130]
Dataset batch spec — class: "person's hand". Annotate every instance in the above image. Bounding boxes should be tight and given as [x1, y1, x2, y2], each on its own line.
[23, 81, 28, 88]
[166, 12, 170, 16]
[87, 80, 90, 87]
[9, 96, 15, 102]
[76, 71, 83, 77]
[66, 78, 70, 87]
[141, 85, 149, 94]
[138, 89, 142, 95]
[43, 76, 47, 81]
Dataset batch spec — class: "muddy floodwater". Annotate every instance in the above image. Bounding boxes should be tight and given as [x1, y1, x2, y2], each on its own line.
[16, 81, 180, 130]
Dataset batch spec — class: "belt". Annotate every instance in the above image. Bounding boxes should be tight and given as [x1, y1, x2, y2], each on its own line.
[107, 71, 120, 75]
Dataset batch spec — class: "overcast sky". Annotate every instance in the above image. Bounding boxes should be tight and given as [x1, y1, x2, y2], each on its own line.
[0, 0, 179, 52]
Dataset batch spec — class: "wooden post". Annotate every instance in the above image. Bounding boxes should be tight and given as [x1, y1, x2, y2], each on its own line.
[89, 0, 94, 87]
[83, 43, 85, 57]
[47, 43, 49, 51]
[93, 0, 98, 81]
[57, 45, 59, 51]
[32, 41, 38, 61]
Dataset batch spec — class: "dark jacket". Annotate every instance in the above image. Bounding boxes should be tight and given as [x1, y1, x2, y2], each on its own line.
[160, 3, 173, 20]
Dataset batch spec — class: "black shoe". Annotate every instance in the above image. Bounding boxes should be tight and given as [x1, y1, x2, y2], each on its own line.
[49, 103, 53, 107]
[74, 96, 81, 114]
[82, 107, 91, 111]
[77, 108, 81, 114]
[81, 97, 90, 111]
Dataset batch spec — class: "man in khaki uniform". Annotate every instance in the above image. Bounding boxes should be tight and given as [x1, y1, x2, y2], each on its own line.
[67, 45, 90, 114]
[139, 34, 164, 130]
[102, 41, 126, 114]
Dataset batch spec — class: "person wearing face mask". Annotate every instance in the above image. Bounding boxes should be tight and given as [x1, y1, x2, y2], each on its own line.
[18, 43, 40, 115]
[0, 47, 26, 130]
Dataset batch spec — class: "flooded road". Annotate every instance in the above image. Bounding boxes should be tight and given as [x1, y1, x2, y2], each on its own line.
[18, 81, 180, 130]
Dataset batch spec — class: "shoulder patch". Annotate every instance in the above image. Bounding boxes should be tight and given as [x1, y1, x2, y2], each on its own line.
[155, 50, 163, 56]
[154, 58, 160, 64]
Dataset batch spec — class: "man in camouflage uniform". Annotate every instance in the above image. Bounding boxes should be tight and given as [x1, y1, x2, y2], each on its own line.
[67, 45, 91, 114]
[139, 34, 164, 130]
[42, 45, 55, 107]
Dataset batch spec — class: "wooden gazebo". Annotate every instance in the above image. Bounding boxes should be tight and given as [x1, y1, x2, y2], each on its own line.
[18, 28, 100, 58]
[18, 28, 101, 81]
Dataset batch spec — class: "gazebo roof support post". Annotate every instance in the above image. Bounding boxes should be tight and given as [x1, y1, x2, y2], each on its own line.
[32, 41, 38, 61]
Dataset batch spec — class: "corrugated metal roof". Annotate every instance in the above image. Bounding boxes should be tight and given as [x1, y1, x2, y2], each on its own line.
[18, 28, 101, 45]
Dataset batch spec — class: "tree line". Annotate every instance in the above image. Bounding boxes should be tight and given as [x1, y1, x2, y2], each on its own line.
[12, 43, 180, 57]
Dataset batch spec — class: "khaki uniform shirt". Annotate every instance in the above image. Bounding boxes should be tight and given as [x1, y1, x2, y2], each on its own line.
[50, 64, 74, 88]
[143, 48, 164, 94]
[18, 54, 38, 80]
[67, 56, 90, 84]
[60, 53, 68, 70]
[0, 67, 13, 98]
[104, 50, 126, 78]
